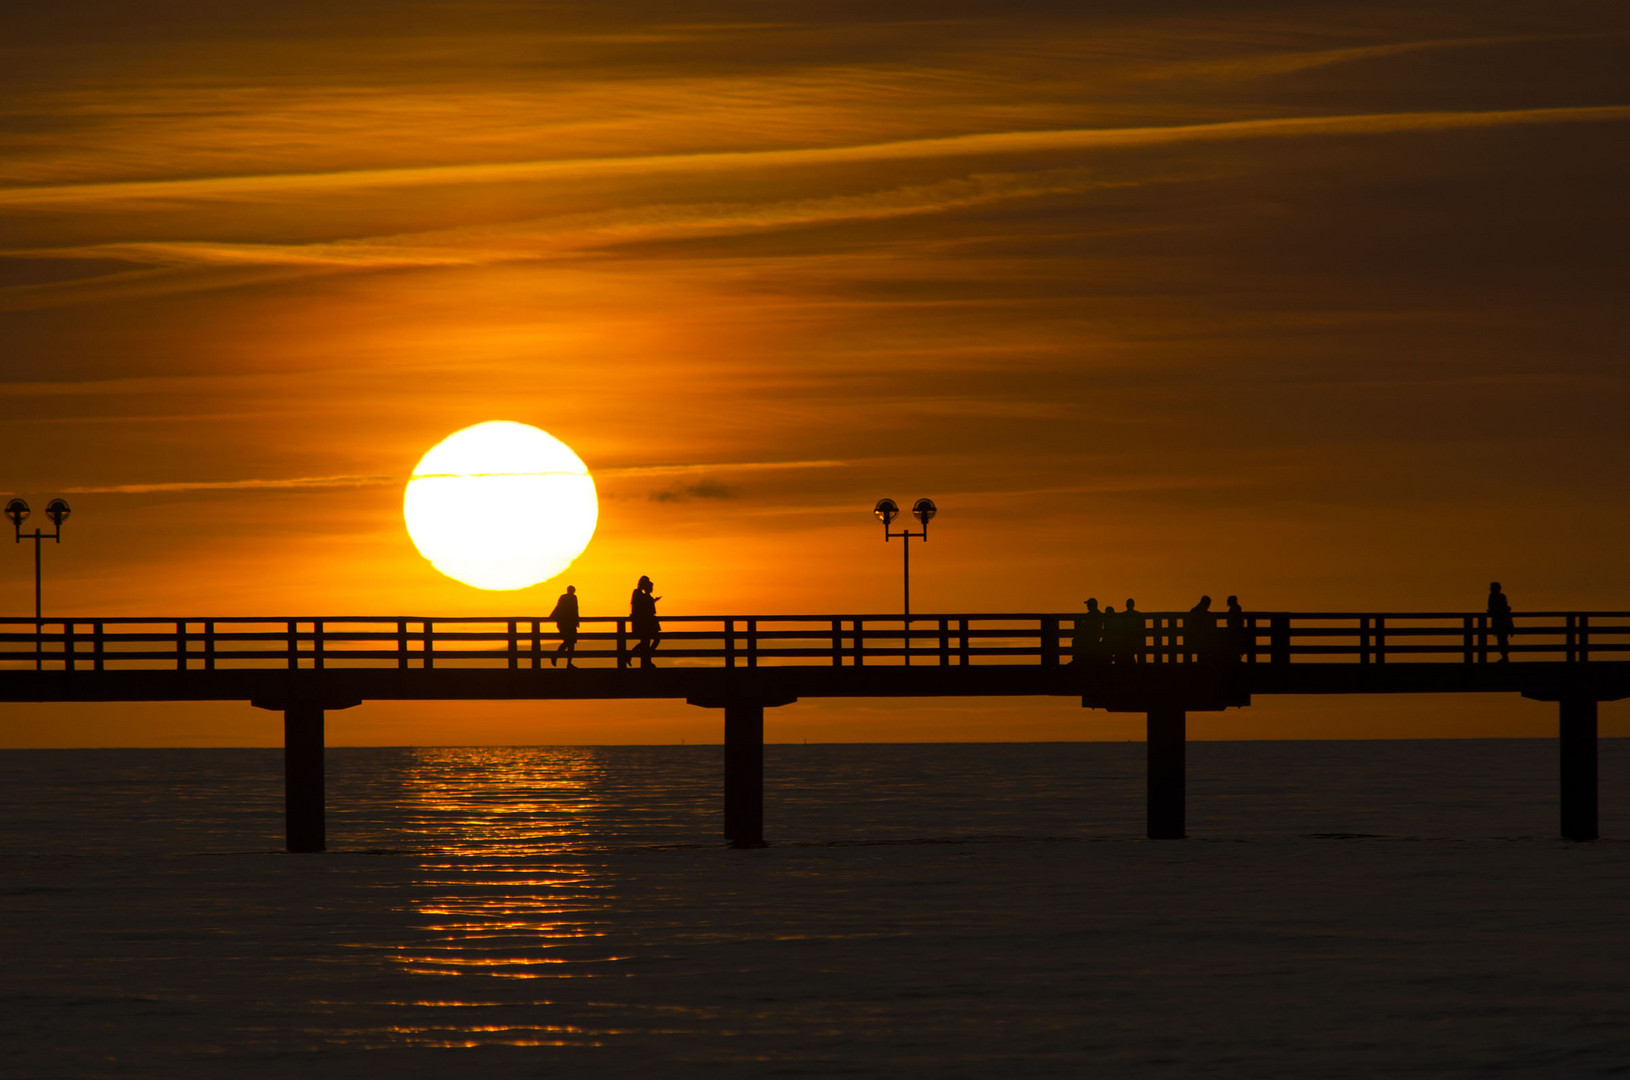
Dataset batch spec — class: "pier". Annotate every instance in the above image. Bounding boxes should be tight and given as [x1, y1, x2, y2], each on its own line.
[2, 610, 1626, 849]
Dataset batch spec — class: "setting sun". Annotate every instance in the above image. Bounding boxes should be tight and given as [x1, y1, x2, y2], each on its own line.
[403, 421, 598, 590]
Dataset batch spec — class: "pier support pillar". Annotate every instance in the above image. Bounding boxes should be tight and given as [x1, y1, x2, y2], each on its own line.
[284, 704, 326, 853]
[1147, 705, 1186, 839]
[688, 691, 796, 848]
[251, 696, 359, 854]
[724, 701, 765, 848]
[1560, 698, 1598, 842]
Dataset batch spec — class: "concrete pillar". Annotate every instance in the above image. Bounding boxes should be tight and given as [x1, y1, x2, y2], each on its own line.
[1147, 705, 1186, 839]
[723, 701, 765, 847]
[1560, 698, 1598, 842]
[284, 704, 325, 853]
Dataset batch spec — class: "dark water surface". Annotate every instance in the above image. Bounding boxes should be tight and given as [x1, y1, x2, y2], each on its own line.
[2, 741, 1628, 1077]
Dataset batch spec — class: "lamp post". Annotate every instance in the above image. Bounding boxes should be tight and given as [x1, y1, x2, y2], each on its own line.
[6, 498, 71, 663]
[873, 497, 936, 617]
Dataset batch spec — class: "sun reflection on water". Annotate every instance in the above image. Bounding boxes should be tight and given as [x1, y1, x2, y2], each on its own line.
[368, 747, 690, 1046]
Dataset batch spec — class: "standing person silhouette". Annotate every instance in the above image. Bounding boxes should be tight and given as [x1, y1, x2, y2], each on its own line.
[631, 575, 662, 668]
[1187, 595, 1214, 663]
[1226, 595, 1246, 662]
[549, 585, 580, 668]
[1122, 599, 1142, 665]
[1073, 598, 1104, 666]
[1487, 582, 1514, 663]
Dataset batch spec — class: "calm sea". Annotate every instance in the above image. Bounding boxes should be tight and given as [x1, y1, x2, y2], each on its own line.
[2, 740, 1628, 1078]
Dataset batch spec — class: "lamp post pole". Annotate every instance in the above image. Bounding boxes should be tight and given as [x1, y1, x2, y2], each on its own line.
[873, 497, 937, 618]
[6, 498, 72, 669]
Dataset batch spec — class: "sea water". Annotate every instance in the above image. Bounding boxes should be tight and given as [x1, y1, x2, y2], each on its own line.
[1, 741, 1628, 1078]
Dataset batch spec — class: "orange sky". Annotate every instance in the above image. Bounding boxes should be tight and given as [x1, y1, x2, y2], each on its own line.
[3, 2, 1628, 745]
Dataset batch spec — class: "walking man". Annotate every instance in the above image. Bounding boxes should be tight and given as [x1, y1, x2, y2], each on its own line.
[550, 585, 581, 667]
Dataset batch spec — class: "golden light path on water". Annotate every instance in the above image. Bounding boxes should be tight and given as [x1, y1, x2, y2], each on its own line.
[380, 748, 634, 1049]
[404, 422, 598, 591]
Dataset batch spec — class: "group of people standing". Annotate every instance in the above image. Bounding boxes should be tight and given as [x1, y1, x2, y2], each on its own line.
[546, 576, 662, 668]
[1072, 594, 1248, 665]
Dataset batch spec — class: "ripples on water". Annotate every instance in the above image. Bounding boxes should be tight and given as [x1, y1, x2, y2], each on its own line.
[1, 741, 1628, 1078]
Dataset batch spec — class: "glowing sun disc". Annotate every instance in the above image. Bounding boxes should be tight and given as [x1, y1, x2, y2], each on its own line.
[404, 421, 598, 590]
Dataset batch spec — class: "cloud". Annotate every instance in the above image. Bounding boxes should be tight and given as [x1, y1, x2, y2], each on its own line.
[649, 479, 739, 502]
[60, 474, 396, 495]
[3, 105, 1624, 209]
[7, 171, 1097, 275]
[56, 459, 846, 496]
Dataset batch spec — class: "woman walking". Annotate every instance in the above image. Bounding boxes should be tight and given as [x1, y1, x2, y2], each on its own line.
[631, 575, 662, 668]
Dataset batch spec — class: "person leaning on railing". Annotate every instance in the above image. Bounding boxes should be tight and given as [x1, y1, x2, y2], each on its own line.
[1225, 595, 1246, 662]
[1072, 598, 1105, 666]
[1187, 595, 1215, 663]
[1488, 582, 1514, 663]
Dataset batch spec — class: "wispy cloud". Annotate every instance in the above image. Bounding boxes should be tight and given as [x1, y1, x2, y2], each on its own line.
[3, 106, 1624, 208]
[9, 171, 1097, 274]
[57, 459, 847, 495]
[61, 474, 396, 495]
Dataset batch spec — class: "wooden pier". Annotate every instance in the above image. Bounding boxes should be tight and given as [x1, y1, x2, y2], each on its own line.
[2, 610, 1625, 849]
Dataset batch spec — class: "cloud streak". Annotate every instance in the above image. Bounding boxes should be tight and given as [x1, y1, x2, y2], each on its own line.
[3, 105, 1624, 208]
[56, 459, 848, 495]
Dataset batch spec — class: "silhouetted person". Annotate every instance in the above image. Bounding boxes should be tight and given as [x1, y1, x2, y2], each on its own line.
[631, 575, 662, 668]
[1187, 595, 1214, 664]
[549, 585, 580, 668]
[1113, 599, 1143, 665]
[1073, 598, 1104, 666]
[1487, 581, 1513, 663]
[1226, 595, 1246, 662]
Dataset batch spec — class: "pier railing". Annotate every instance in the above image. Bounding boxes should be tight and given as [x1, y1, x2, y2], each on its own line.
[2, 612, 1628, 672]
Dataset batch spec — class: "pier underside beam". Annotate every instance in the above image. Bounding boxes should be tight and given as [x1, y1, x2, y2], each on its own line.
[1560, 698, 1598, 842]
[1147, 706, 1186, 840]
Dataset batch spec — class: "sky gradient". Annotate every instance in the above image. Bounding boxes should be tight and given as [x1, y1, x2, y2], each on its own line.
[4, 1, 1627, 744]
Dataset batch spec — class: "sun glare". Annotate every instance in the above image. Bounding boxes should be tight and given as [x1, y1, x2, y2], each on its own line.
[404, 421, 598, 591]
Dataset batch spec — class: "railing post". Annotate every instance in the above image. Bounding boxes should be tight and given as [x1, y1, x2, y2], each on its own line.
[532, 620, 542, 669]
[508, 620, 518, 670]
[747, 619, 759, 668]
[725, 619, 736, 669]
[903, 616, 912, 667]
[1041, 616, 1059, 666]
[287, 621, 298, 670]
[62, 621, 73, 672]
[397, 620, 408, 670]
[1580, 615, 1590, 663]
[93, 621, 104, 672]
[313, 620, 324, 670]
[831, 619, 842, 667]
[1478, 614, 1488, 664]
[205, 620, 215, 671]
[424, 620, 434, 670]
[1374, 617, 1386, 664]
[959, 618, 970, 666]
[1245, 616, 1257, 663]
[176, 620, 187, 671]
[1460, 616, 1471, 665]
[939, 618, 950, 666]
[854, 619, 865, 666]
[1566, 615, 1577, 663]
[617, 619, 628, 669]
[1271, 615, 1289, 665]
